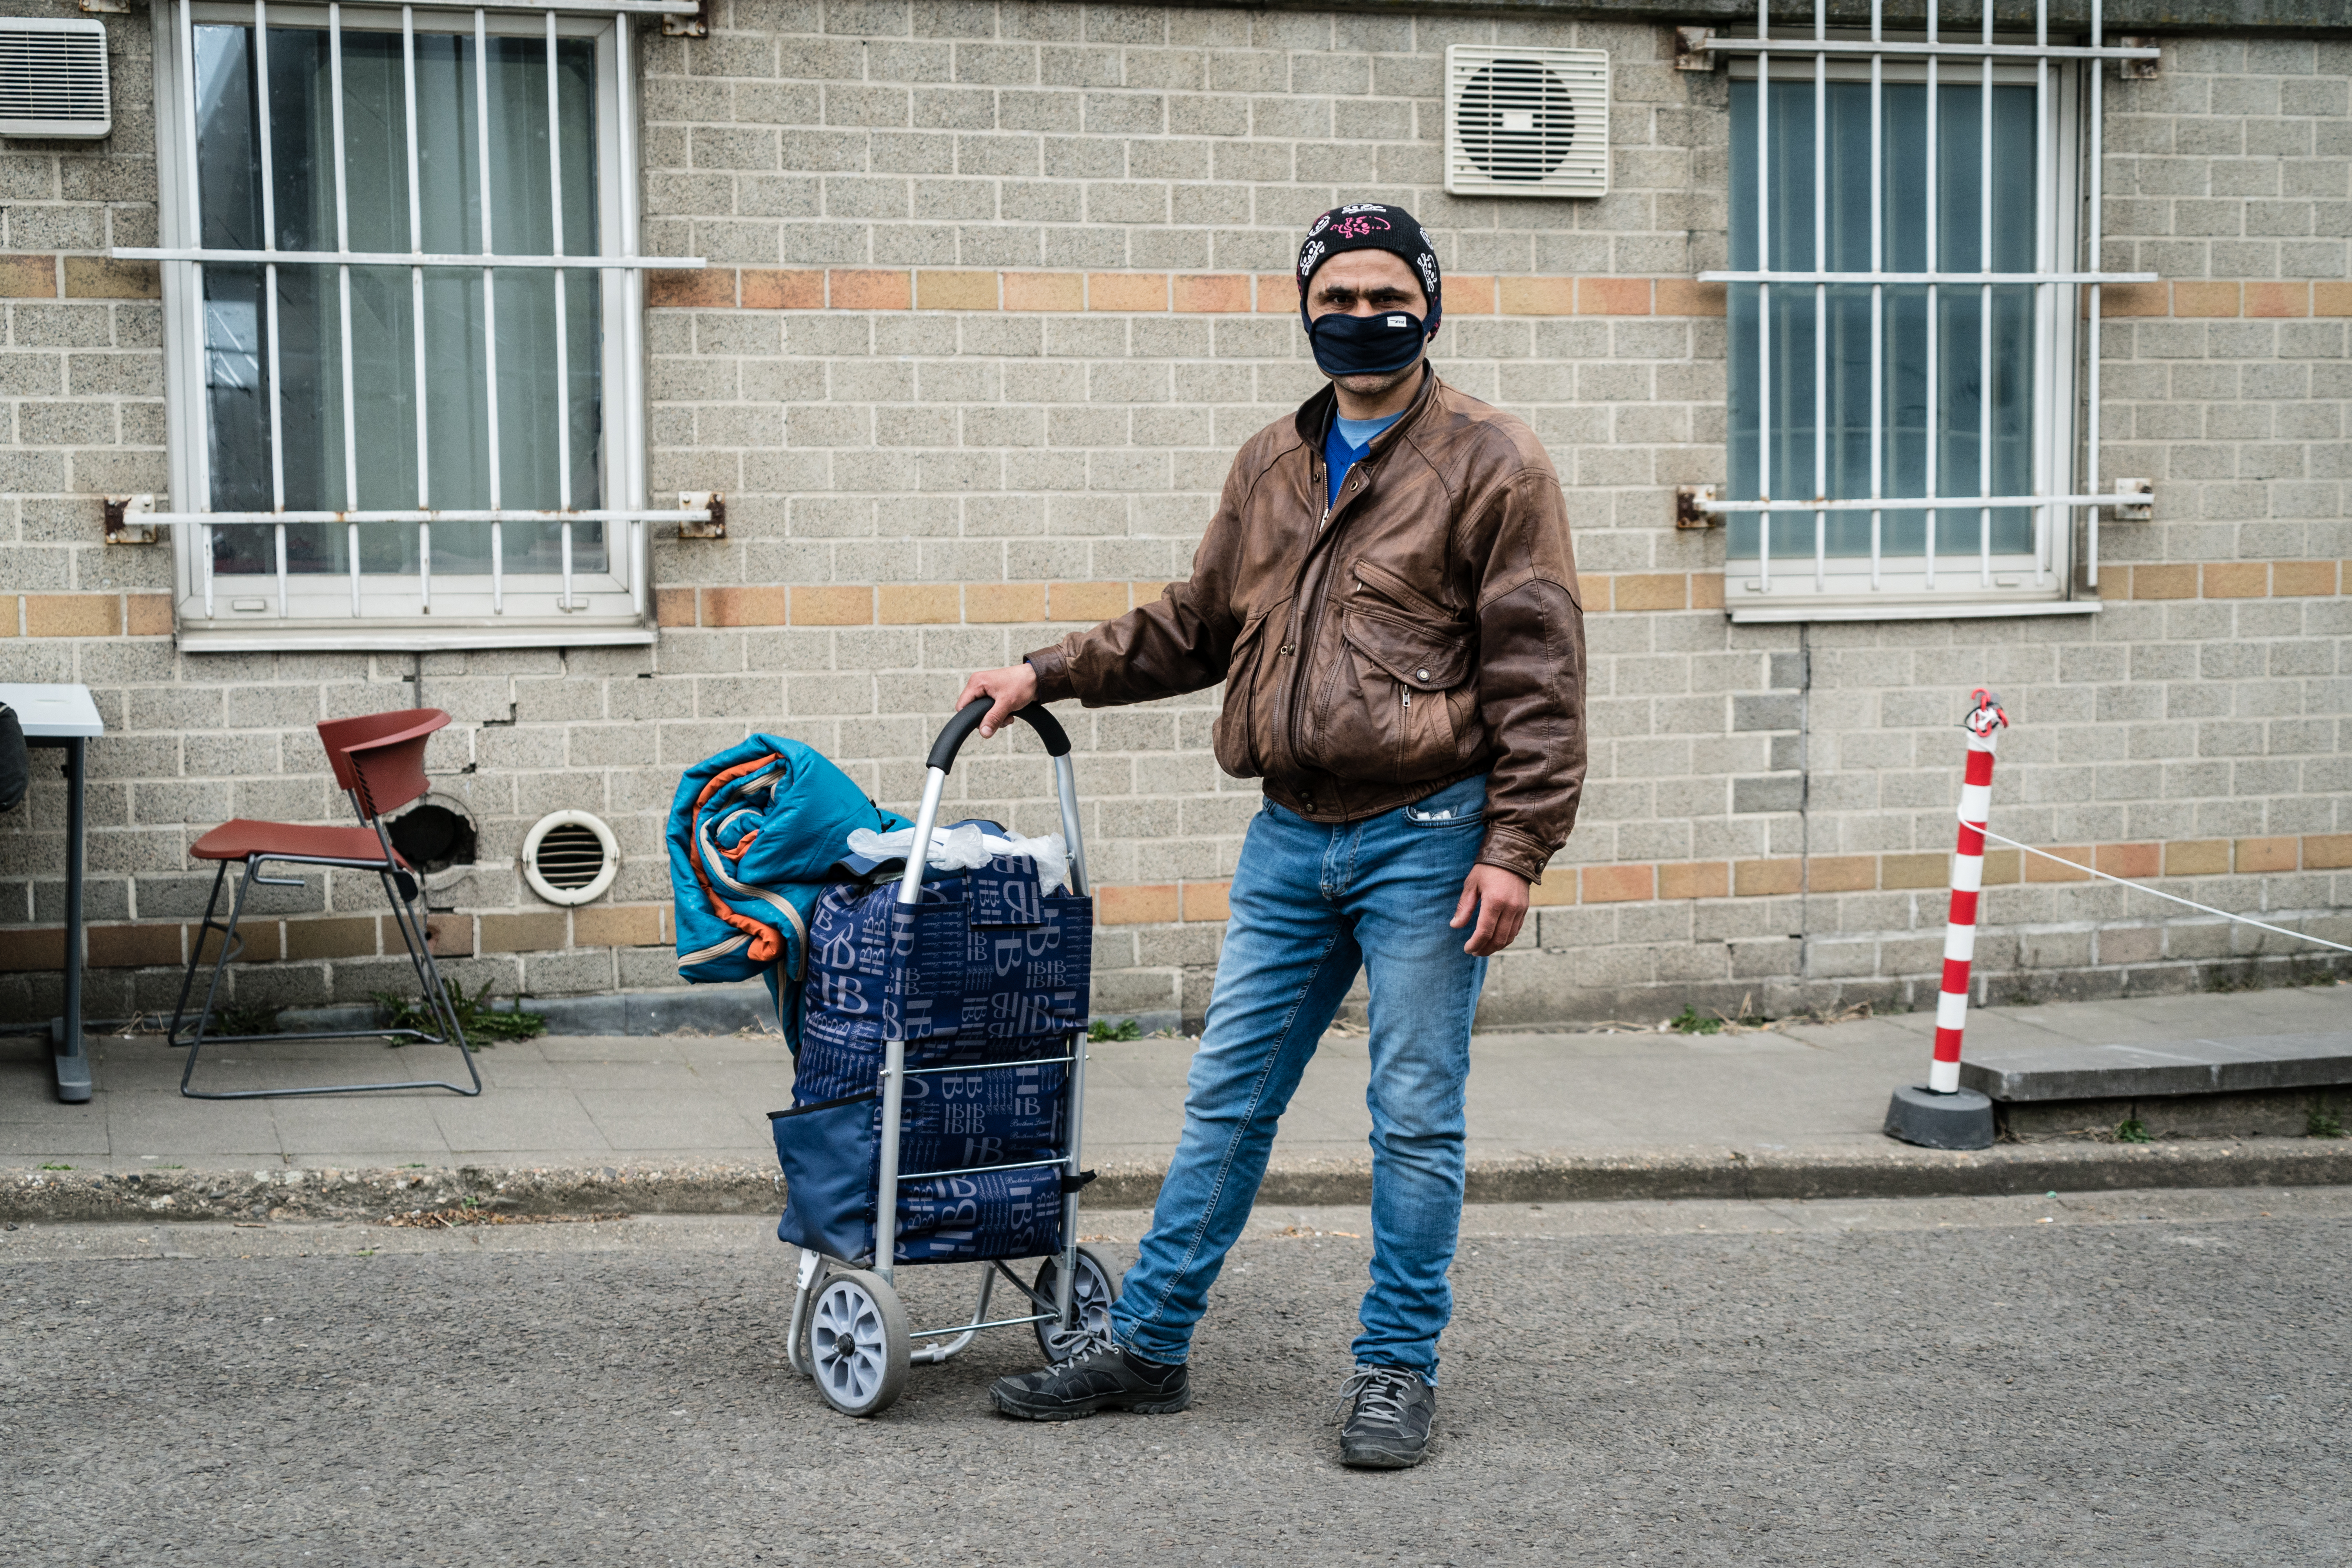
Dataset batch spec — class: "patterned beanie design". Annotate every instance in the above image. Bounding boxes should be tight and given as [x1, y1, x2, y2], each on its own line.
[1295, 203, 1443, 340]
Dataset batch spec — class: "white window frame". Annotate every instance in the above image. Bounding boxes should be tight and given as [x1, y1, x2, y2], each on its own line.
[127, 0, 702, 652]
[1697, 0, 2160, 624]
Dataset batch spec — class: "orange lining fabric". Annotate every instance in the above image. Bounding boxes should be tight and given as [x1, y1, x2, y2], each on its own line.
[690, 755, 786, 963]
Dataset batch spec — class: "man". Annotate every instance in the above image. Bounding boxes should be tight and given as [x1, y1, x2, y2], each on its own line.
[956, 203, 1586, 1469]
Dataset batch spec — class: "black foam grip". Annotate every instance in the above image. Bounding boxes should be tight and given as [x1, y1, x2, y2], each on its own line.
[925, 698, 1072, 773]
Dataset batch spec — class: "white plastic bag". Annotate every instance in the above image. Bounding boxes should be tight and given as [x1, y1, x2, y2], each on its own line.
[845, 824, 1072, 897]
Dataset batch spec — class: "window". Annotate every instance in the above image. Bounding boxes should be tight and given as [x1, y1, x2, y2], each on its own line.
[1699, 6, 2157, 622]
[130, 0, 695, 651]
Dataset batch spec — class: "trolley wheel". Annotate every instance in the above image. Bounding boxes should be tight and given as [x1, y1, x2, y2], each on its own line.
[1033, 1244, 1122, 1365]
[808, 1269, 909, 1417]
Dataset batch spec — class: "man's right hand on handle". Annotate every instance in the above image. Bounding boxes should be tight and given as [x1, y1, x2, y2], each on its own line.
[955, 662, 1040, 740]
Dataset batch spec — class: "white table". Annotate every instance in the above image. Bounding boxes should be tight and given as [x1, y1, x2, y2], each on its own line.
[1, 684, 104, 1102]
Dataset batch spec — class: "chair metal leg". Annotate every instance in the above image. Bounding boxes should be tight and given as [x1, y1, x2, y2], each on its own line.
[176, 854, 483, 1100]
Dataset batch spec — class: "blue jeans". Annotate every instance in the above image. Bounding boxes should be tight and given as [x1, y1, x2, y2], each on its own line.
[1103, 772, 1491, 1380]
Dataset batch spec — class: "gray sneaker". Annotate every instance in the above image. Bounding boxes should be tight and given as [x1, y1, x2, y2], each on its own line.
[1336, 1365, 1436, 1469]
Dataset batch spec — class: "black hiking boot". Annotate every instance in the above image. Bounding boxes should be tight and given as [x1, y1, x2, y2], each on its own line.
[990, 1344, 1192, 1421]
[1336, 1365, 1436, 1469]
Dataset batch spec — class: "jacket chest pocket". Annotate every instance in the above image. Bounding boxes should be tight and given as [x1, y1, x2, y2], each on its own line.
[1306, 600, 1476, 785]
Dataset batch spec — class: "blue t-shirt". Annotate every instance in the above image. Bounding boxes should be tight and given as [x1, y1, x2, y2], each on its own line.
[1325, 411, 1403, 509]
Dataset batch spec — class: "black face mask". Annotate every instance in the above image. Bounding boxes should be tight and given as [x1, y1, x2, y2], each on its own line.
[1307, 309, 1428, 378]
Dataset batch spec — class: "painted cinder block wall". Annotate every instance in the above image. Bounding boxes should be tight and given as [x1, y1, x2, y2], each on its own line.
[0, 0, 2346, 1033]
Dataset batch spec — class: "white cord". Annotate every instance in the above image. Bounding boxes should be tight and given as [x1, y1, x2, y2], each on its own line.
[1968, 822, 2352, 956]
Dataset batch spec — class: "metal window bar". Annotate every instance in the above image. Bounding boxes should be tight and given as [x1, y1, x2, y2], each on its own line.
[131, 0, 708, 625]
[1700, 2, 2156, 596]
[1812, 0, 1825, 592]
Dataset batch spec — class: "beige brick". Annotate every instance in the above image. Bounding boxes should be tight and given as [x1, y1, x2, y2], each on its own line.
[829, 269, 911, 310]
[2235, 837, 2298, 873]
[1172, 274, 1248, 313]
[1657, 861, 1726, 900]
[655, 588, 698, 627]
[2094, 843, 2160, 879]
[283, 916, 381, 961]
[1180, 881, 1230, 922]
[740, 269, 824, 309]
[1733, 859, 1801, 897]
[965, 583, 1047, 622]
[2244, 282, 2308, 319]
[1527, 874, 1577, 907]
[2201, 563, 2266, 598]
[425, 914, 472, 958]
[1578, 575, 1612, 613]
[701, 586, 788, 626]
[791, 586, 873, 625]
[2270, 561, 2337, 596]
[195, 921, 281, 965]
[573, 905, 665, 947]
[2314, 281, 2352, 317]
[1980, 849, 2021, 886]
[1577, 277, 1650, 316]
[1612, 573, 1688, 612]
[917, 270, 998, 311]
[2163, 840, 2229, 877]
[1582, 864, 1654, 903]
[1048, 581, 1128, 622]
[1253, 273, 1294, 314]
[1004, 272, 1083, 312]
[1498, 276, 1575, 316]
[1653, 278, 1726, 317]
[1088, 273, 1167, 312]
[480, 912, 569, 953]
[878, 584, 960, 623]
[647, 269, 733, 308]
[2171, 281, 2239, 318]
[25, 594, 119, 637]
[1099, 884, 1178, 925]
[0, 927, 66, 972]
[1688, 572, 1724, 610]
[1447, 276, 1497, 315]
[2025, 846, 2092, 883]
[2304, 835, 2352, 871]
[0, 253, 55, 298]
[1880, 853, 1948, 890]
[2099, 281, 2168, 317]
[62, 258, 159, 299]
[125, 594, 172, 636]
[2129, 564, 2196, 600]
[89, 923, 183, 969]
[1808, 855, 1876, 893]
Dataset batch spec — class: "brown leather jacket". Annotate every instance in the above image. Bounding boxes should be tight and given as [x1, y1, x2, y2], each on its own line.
[1025, 368, 1586, 884]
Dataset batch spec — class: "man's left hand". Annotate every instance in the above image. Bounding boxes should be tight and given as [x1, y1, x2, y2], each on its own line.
[1450, 864, 1530, 957]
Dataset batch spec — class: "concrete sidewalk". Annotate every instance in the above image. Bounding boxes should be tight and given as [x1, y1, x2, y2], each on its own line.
[3, 984, 2348, 1221]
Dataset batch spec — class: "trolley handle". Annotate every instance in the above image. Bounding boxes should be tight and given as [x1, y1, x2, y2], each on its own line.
[927, 698, 1071, 773]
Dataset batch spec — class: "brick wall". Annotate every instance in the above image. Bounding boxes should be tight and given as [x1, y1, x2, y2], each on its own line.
[0, 4, 2345, 1034]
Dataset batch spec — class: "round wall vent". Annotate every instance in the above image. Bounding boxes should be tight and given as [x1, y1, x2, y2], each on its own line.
[522, 810, 618, 906]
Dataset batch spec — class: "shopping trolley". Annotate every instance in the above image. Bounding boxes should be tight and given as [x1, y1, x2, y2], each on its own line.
[770, 699, 1118, 1417]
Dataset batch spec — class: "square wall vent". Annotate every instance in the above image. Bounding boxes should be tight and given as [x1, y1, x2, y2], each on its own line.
[1444, 45, 1608, 200]
[0, 18, 111, 140]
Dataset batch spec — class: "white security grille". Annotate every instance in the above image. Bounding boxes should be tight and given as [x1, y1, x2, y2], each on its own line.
[1444, 46, 1608, 199]
[114, 0, 705, 652]
[1697, 0, 2160, 622]
[0, 18, 111, 139]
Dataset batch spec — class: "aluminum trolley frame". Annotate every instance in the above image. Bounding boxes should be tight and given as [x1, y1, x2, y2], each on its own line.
[783, 699, 1108, 1414]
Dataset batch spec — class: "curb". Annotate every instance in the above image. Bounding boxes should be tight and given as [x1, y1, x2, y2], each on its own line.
[7, 1139, 2351, 1225]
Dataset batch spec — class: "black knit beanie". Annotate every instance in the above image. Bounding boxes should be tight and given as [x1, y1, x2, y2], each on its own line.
[1295, 203, 1443, 340]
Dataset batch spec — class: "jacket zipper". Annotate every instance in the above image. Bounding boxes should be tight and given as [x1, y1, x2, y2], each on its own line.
[1287, 467, 1368, 766]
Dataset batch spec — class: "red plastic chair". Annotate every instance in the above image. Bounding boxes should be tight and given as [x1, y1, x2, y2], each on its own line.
[168, 708, 482, 1100]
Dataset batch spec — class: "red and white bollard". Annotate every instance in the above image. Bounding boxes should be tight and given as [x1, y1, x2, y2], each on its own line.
[1884, 690, 2007, 1150]
[1930, 690, 2008, 1094]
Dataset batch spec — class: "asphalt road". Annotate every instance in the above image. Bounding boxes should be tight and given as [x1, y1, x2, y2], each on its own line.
[4, 1188, 2346, 1566]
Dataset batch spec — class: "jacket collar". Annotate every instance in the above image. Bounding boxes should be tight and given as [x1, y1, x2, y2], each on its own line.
[1292, 361, 1440, 456]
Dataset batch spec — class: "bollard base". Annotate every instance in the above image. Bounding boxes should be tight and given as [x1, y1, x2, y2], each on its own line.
[1884, 1085, 1996, 1151]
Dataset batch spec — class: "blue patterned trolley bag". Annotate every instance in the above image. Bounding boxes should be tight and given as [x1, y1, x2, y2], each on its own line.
[769, 702, 1123, 1417]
